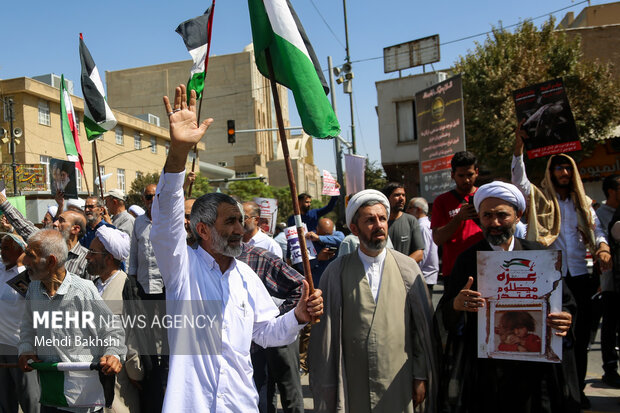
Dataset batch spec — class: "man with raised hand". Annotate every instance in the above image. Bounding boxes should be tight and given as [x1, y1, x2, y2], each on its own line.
[151, 85, 323, 412]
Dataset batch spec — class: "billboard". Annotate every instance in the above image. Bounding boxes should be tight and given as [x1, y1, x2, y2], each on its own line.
[0, 164, 47, 194]
[415, 74, 466, 200]
[384, 35, 440, 73]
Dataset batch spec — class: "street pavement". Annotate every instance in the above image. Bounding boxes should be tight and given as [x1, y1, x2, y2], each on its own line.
[286, 283, 620, 412]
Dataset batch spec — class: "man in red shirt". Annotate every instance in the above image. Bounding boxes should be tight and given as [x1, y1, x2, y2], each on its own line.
[431, 151, 483, 283]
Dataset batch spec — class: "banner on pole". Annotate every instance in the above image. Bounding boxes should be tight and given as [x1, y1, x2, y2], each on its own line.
[344, 154, 366, 195]
[253, 197, 278, 236]
[285, 224, 316, 265]
[321, 170, 340, 196]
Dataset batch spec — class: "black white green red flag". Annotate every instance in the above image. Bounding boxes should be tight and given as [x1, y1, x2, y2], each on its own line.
[248, 0, 340, 139]
[79, 34, 117, 141]
[59, 75, 84, 174]
[175, 2, 215, 101]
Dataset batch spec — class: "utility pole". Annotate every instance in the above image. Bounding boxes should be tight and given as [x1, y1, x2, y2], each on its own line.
[342, 0, 356, 154]
[7, 99, 18, 195]
[328, 56, 346, 227]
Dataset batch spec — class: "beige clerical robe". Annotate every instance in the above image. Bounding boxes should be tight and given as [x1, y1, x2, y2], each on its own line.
[308, 248, 439, 413]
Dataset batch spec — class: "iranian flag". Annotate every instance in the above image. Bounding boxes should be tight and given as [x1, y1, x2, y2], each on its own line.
[59, 75, 84, 174]
[175, 2, 215, 101]
[79, 34, 117, 141]
[30, 361, 105, 408]
[248, 0, 340, 139]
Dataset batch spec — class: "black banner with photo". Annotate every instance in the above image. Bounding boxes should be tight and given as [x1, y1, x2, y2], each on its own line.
[513, 78, 581, 159]
[50, 158, 78, 198]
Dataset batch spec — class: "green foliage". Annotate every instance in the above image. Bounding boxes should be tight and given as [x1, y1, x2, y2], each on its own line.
[454, 18, 620, 180]
[227, 178, 274, 201]
[189, 174, 211, 198]
[364, 160, 387, 191]
[127, 172, 160, 208]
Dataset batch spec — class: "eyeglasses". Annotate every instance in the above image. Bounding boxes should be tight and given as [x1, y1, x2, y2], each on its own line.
[244, 215, 259, 220]
[144, 194, 155, 201]
[554, 165, 573, 172]
[87, 249, 108, 255]
[84, 204, 98, 209]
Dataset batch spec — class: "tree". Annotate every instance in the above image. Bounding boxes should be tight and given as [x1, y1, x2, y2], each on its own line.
[189, 174, 211, 198]
[455, 18, 620, 179]
[127, 172, 160, 208]
[364, 160, 387, 191]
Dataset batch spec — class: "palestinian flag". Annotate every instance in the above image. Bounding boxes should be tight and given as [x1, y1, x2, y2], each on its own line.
[502, 258, 532, 269]
[79, 34, 117, 141]
[175, 3, 215, 101]
[248, 0, 340, 139]
[30, 361, 105, 408]
[59, 75, 84, 174]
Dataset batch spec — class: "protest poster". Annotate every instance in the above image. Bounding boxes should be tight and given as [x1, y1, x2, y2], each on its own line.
[416, 74, 466, 200]
[513, 78, 581, 159]
[253, 197, 278, 235]
[322, 170, 340, 196]
[49, 158, 78, 198]
[0, 164, 47, 194]
[285, 224, 317, 265]
[477, 250, 563, 363]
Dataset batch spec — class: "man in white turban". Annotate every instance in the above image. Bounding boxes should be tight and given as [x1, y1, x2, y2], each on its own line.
[436, 181, 579, 412]
[87, 226, 144, 413]
[309, 189, 439, 413]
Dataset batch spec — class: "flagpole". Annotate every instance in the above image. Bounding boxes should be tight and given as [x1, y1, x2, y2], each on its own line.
[92, 140, 105, 200]
[264, 49, 314, 293]
[188, 0, 216, 197]
[81, 163, 91, 196]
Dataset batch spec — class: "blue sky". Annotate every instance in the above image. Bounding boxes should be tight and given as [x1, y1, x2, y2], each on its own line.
[0, 0, 602, 175]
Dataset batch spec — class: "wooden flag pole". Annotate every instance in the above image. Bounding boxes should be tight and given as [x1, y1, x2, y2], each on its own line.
[93, 140, 105, 200]
[264, 49, 314, 293]
[82, 167, 92, 196]
[188, 0, 216, 197]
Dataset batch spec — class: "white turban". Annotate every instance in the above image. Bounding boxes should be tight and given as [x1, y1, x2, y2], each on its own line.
[128, 205, 145, 216]
[95, 226, 130, 261]
[473, 181, 526, 213]
[47, 205, 58, 217]
[66, 198, 85, 210]
[345, 189, 390, 227]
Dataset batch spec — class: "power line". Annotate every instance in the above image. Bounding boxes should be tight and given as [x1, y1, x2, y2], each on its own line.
[309, 0, 346, 49]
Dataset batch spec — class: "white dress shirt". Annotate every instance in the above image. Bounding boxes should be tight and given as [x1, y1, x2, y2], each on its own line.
[357, 248, 387, 302]
[129, 214, 164, 294]
[151, 171, 304, 413]
[511, 154, 607, 276]
[0, 264, 25, 347]
[418, 216, 439, 285]
[247, 230, 283, 258]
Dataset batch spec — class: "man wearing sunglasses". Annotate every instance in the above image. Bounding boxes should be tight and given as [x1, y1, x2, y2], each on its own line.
[80, 196, 117, 249]
[512, 123, 611, 409]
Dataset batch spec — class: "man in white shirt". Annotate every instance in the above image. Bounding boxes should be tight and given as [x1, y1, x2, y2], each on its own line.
[407, 197, 439, 294]
[151, 85, 323, 412]
[242, 201, 282, 258]
[512, 124, 611, 408]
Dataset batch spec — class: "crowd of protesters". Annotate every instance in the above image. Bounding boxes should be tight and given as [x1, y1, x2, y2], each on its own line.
[0, 85, 618, 413]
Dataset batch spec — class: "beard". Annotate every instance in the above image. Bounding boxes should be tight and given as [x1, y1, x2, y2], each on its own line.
[209, 226, 242, 257]
[359, 228, 388, 253]
[483, 224, 515, 246]
[58, 226, 71, 242]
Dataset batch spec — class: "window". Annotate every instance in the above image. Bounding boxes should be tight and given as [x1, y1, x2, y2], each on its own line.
[98, 166, 106, 191]
[396, 100, 416, 143]
[3, 97, 14, 122]
[237, 171, 252, 178]
[150, 137, 157, 153]
[75, 167, 82, 192]
[165, 143, 170, 155]
[40, 155, 50, 190]
[218, 161, 228, 167]
[117, 168, 125, 192]
[115, 127, 124, 145]
[134, 133, 141, 150]
[38, 100, 51, 126]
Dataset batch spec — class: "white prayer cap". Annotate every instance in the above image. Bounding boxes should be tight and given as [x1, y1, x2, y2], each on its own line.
[128, 205, 145, 216]
[95, 226, 130, 261]
[473, 181, 526, 213]
[66, 198, 85, 210]
[47, 205, 58, 217]
[345, 189, 390, 227]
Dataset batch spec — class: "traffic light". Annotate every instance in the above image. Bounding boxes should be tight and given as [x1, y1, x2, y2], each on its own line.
[227, 120, 236, 144]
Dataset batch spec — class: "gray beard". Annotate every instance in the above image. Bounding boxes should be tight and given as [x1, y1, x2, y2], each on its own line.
[359, 230, 388, 253]
[209, 227, 242, 257]
[483, 225, 515, 246]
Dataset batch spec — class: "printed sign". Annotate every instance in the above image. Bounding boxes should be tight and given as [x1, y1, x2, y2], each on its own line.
[49, 158, 78, 198]
[0, 164, 47, 194]
[513, 78, 581, 159]
[416, 74, 466, 200]
[322, 170, 340, 196]
[253, 197, 278, 236]
[477, 250, 563, 363]
[285, 224, 316, 265]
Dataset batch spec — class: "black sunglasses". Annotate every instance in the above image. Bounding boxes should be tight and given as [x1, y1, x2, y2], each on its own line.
[144, 194, 155, 201]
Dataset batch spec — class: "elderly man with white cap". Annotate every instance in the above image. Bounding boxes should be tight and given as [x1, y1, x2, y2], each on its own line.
[437, 180, 580, 413]
[87, 226, 145, 413]
[308, 189, 439, 413]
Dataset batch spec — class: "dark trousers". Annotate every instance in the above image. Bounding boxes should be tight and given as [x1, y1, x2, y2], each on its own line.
[252, 340, 304, 413]
[565, 273, 597, 390]
[601, 291, 620, 373]
[0, 344, 40, 413]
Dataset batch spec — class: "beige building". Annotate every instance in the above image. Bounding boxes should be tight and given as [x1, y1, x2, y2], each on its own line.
[0, 75, 202, 220]
[105, 43, 321, 194]
[267, 133, 321, 198]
